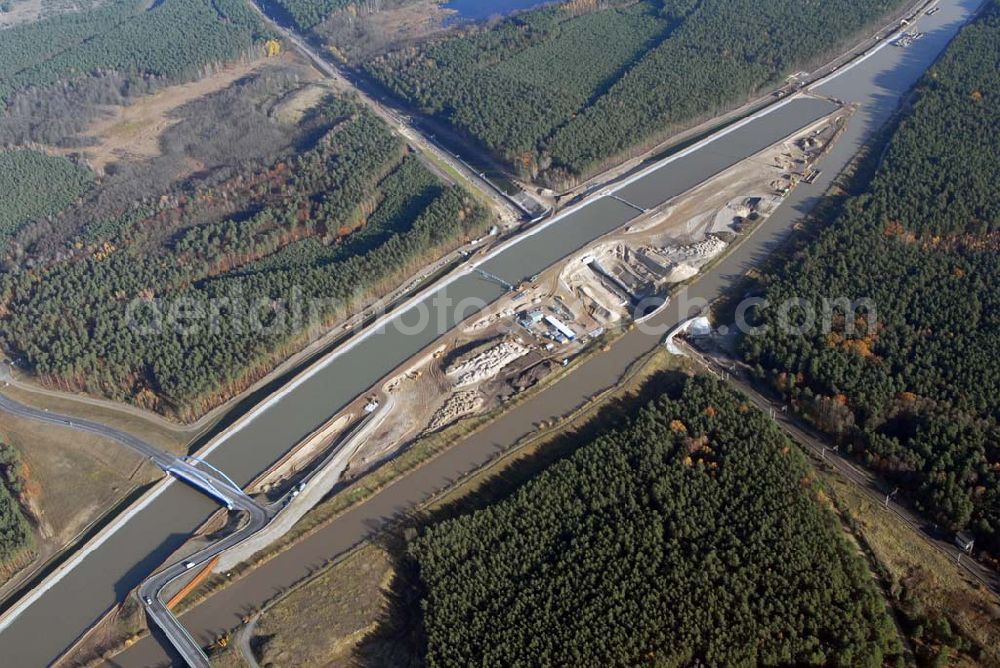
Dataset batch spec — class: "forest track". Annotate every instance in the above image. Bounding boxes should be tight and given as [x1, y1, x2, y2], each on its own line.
[243, 0, 526, 223]
[679, 340, 1000, 598]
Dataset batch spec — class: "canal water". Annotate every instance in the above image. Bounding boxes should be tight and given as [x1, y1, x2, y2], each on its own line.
[0, 0, 982, 665]
[113, 1, 986, 661]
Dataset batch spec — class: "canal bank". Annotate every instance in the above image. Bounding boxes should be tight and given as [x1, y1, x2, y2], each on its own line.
[0, 97, 827, 668]
[101, 0, 983, 664]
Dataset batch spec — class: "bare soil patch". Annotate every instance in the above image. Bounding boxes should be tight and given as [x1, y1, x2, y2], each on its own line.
[318, 0, 452, 61]
[271, 81, 340, 125]
[0, 0, 41, 27]
[60, 52, 311, 172]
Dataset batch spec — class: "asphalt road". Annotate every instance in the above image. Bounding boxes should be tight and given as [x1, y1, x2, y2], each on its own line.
[0, 389, 167, 467]
[134, 410, 386, 666]
[107, 1, 986, 664]
[0, 390, 253, 513]
[1, 71, 844, 668]
[0, 0, 978, 666]
[136, 503, 268, 668]
[246, 0, 528, 221]
[0, 390, 274, 667]
[236, 614, 261, 668]
[0, 371, 385, 667]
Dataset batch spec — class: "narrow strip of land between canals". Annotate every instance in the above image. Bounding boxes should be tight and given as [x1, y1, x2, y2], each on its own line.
[109, 4, 985, 662]
[0, 1, 977, 665]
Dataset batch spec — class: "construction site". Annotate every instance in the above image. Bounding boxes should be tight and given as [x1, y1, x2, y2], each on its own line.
[253, 100, 852, 491]
[71, 101, 851, 642]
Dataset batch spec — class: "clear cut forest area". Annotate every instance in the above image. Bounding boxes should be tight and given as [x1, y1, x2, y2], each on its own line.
[0, 0, 274, 253]
[0, 0, 495, 421]
[0, 97, 491, 420]
[0, 0, 279, 582]
[0, 0, 268, 106]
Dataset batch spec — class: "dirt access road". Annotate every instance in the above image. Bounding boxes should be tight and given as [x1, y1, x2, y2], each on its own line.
[106, 3, 988, 660]
[0, 1, 973, 664]
[246, 0, 526, 223]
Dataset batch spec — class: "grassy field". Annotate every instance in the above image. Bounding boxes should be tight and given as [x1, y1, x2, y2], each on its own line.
[253, 545, 393, 666]
[1, 381, 193, 455]
[239, 348, 694, 665]
[66, 55, 289, 172]
[246, 348, 998, 667]
[209, 644, 249, 667]
[826, 475, 1000, 666]
[0, 410, 159, 592]
[90, 333, 635, 663]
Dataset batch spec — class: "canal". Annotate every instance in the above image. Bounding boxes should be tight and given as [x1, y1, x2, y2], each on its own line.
[0, 0, 980, 664]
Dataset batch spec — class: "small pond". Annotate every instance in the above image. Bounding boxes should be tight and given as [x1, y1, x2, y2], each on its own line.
[443, 0, 556, 22]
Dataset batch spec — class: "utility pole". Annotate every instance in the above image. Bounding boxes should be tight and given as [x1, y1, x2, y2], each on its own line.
[884, 486, 899, 509]
[821, 444, 839, 462]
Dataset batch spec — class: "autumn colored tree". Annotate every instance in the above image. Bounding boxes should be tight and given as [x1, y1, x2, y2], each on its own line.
[740, 0, 1000, 554]
[409, 377, 900, 666]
